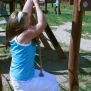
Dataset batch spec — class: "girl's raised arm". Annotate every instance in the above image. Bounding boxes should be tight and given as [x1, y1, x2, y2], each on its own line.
[22, 0, 33, 16]
[31, 0, 47, 36]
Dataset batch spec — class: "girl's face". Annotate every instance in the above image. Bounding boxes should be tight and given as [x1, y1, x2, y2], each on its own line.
[24, 15, 30, 29]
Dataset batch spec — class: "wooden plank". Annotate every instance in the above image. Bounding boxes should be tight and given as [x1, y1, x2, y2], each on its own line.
[0, 75, 2, 91]
[0, 30, 5, 32]
[9, 0, 15, 14]
[1, 0, 15, 14]
[45, 24, 65, 59]
[68, 0, 83, 90]
[57, 0, 61, 15]
[39, 33, 52, 50]
[1, 0, 12, 3]
[18, 0, 25, 9]
[0, 45, 6, 48]
[45, 0, 48, 13]
[69, 0, 74, 5]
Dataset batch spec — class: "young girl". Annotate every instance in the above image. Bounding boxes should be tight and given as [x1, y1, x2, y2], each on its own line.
[6, 0, 47, 90]
[6, 0, 60, 91]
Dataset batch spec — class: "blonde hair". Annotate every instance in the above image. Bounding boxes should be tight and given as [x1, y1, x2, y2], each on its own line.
[6, 11, 29, 48]
[6, 11, 39, 48]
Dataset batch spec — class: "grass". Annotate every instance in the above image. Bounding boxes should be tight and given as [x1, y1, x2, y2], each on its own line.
[43, 4, 91, 40]
[0, 48, 8, 54]
[78, 51, 91, 91]
[44, 4, 73, 26]
[0, 24, 6, 29]
[0, 3, 91, 39]
[0, 17, 4, 20]
[82, 12, 91, 39]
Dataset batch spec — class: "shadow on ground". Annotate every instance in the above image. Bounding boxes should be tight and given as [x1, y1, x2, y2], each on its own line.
[40, 48, 91, 76]
[0, 46, 91, 76]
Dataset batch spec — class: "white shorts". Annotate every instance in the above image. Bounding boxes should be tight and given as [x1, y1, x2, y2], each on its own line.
[10, 69, 60, 91]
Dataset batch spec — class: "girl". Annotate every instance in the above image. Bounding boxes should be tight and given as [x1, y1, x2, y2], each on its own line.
[6, 0, 47, 90]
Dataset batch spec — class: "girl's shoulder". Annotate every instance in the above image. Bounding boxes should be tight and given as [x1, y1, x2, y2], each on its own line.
[10, 36, 32, 47]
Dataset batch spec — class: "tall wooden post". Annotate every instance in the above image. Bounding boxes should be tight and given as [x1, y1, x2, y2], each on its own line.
[0, 75, 2, 91]
[9, 0, 15, 14]
[68, 0, 83, 90]
[45, 0, 48, 13]
[69, 0, 74, 5]
[19, 0, 25, 10]
[57, 0, 61, 15]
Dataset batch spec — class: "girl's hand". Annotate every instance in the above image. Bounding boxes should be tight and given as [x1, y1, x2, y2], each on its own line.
[33, 0, 39, 5]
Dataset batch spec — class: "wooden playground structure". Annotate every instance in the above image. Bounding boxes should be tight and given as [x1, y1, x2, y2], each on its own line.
[0, 0, 91, 91]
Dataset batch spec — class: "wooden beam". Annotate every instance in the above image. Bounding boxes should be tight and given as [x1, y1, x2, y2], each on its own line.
[18, 0, 25, 10]
[57, 0, 61, 15]
[39, 33, 52, 50]
[45, 0, 48, 13]
[0, 75, 2, 91]
[45, 24, 65, 59]
[69, 0, 74, 5]
[9, 0, 15, 14]
[68, 0, 83, 90]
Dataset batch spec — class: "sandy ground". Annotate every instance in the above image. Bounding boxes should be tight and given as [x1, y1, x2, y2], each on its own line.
[52, 22, 91, 51]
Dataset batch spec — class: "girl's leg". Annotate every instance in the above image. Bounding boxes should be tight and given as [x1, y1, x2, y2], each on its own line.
[10, 80, 25, 91]
[10, 78, 31, 91]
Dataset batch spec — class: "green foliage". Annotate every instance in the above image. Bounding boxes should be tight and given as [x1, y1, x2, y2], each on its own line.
[0, 48, 8, 54]
[0, 24, 6, 29]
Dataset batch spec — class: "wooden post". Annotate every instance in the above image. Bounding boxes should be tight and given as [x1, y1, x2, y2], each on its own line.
[45, 24, 65, 59]
[39, 33, 52, 50]
[69, 0, 74, 5]
[51, 1, 53, 7]
[68, 0, 83, 90]
[45, 0, 48, 13]
[19, 0, 25, 10]
[57, 0, 61, 15]
[9, 0, 15, 14]
[0, 75, 2, 91]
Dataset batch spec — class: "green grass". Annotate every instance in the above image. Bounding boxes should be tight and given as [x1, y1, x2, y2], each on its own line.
[0, 17, 3, 20]
[0, 24, 6, 29]
[0, 48, 8, 54]
[44, 4, 73, 26]
[78, 51, 91, 91]
[82, 12, 91, 39]
[1, 3, 91, 39]
[43, 4, 91, 39]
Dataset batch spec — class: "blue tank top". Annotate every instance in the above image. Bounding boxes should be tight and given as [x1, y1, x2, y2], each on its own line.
[9, 37, 36, 81]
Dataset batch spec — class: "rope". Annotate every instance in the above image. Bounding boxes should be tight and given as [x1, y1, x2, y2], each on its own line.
[34, 44, 44, 77]
[38, 44, 44, 77]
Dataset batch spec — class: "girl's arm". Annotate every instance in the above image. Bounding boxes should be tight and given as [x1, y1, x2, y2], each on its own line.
[17, 0, 47, 44]
[30, 0, 47, 37]
[22, 0, 33, 17]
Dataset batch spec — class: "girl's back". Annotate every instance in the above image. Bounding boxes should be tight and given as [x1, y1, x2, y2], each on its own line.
[10, 37, 36, 80]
